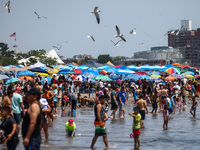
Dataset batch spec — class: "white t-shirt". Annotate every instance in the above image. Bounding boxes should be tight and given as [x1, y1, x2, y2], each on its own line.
[99, 81, 104, 88]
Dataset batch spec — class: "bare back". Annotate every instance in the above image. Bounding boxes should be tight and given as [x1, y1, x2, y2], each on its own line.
[137, 99, 146, 110]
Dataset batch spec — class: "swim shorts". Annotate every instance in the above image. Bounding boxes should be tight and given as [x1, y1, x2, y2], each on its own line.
[191, 106, 196, 111]
[139, 110, 145, 120]
[119, 103, 125, 111]
[24, 136, 41, 150]
[94, 121, 106, 136]
[161, 96, 166, 104]
[152, 101, 158, 109]
[132, 129, 140, 138]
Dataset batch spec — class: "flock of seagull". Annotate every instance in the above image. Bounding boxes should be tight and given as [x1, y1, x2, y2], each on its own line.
[3, 1, 137, 50]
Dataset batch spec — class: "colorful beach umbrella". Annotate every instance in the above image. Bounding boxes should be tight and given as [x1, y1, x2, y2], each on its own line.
[164, 76, 176, 81]
[95, 75, 112, 81]
[150, 75, 161, 78]
[166, 68, 181, 74]
[47, 68, 59, 74]
[184, 74, 195, 79]
[171, 74, 186, 78]
[5, 78, 21, 84]
[19, 76, 34, 81]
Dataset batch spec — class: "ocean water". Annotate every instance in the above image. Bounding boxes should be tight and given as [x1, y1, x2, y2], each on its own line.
[1, 102, 200, 150]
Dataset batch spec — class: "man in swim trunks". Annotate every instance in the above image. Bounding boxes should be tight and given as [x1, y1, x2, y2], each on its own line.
[190, 96, 198, 118]
[159, 85, 168, 111]
[137, 94, 148, 128]
[90, 95, 109, 149]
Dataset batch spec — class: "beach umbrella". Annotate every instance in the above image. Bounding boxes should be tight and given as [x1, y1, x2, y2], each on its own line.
[109, 74, 120, 80]
[0, 79, 3, 83]
[151, 71, 161, 75]
[140, 75, 150, 80]
[47, 68, 59, 74]
[116, 69, 135, 75]
[181, 65, 191, 68]
[6, 78, 21, 84]
[17, 70, 36, 77]
[37, 73, 49, 77]
[41, 77, 52, 84]
[0, 74, 9, 80]
[150, 75, 161, 78]
[102, 67, 118, 73]
[19, 76, 34, 81]
[72, 75, 86, 82]
[124, 74, 140, 80]
[81, 72, 97, 78]
[95, 75, 112, 81]
[172, 63, 181, 66]
[29, 67, 48, 73]
[166, 68, 181, 74]
[100, 70, 109, 75]
[164, 76, 176, 81]
[171, 74, 186, 78]
[184, 74, 195, 79]
[183, 71, 195, 76]
[135, 71, 149, 76]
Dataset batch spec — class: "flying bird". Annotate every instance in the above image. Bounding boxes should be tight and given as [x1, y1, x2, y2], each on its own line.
[90, 7, 100, 24]
[110, 40, 122, 46]
[87, 35, 95, 42]
[34, 12, 47, 19]
[53, 41, 68, 52]
[130, 28, 136, 34]
[3, 1, 10, 13]
[115, 25, 126, 42]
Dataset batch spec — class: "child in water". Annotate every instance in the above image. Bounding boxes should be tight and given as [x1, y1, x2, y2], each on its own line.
[163, 104, 170, 130]
[177, 97, 182, 113]
[129, 107, 141, 148]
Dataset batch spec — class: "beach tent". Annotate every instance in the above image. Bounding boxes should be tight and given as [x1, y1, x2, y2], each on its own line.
[28, 67, 48, 73]
[106, 61, 115, 67]
[30, 62, 46, 68]
[46, 49, 64, 64]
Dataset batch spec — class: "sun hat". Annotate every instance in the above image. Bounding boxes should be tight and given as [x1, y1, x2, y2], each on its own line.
[40, 98, 48, 106]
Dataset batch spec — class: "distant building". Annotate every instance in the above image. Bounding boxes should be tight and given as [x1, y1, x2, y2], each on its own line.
[168, 20, 200, 67]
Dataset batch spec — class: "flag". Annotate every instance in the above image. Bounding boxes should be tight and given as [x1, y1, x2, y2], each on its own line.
[10, 32, 16, 37]
[159, 60, 162, 67]
[13, 45, 17, 47]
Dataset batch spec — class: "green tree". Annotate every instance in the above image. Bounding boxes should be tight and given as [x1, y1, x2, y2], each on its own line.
[40, 56, 57, 66]
[97, 54, 112, 63]
[27, 57, 38, 65]
[0, 43, 17, 65]
[112, 56, 126, 62]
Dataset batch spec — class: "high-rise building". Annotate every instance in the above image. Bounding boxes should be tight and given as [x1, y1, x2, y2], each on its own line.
[168, 20, 200, 67]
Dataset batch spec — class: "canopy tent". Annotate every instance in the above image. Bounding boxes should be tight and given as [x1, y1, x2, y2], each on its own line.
[17, 70, 36, 77]
[29, 62, 46, 68]
[28, 67, 48, 73]
[106, 61, 115, 67]
[46, 49, 64, 64]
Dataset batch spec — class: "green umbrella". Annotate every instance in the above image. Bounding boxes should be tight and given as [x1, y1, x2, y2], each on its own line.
[95, 75, 112, 81]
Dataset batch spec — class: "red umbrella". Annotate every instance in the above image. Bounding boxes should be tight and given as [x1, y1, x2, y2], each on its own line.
[181, 65, 191, 68]
[135, 71, 149, 76]
[68, 69, 83, 75]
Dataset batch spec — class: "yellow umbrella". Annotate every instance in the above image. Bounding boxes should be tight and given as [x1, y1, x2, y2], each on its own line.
[37, 73, 49, 76]
[47, 68, 59, 74]
[184, 74, 195, 79]
[150, 75, 161, 78]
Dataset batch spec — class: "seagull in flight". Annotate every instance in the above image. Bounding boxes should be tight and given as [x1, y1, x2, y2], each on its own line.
[90, 7, 100, 24]
[34, 12, 47, 19]
[115, 25, 126, 42]
[164, 30, 175, 36]
[3, 1, 10, 13]
[87, 35, 95, 42]
[53, 41, 68, 52]
[110, 40, 122, 46]
[130, 28, 136, 34]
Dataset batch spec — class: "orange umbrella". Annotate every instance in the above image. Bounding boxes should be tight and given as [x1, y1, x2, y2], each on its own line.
[19, 76, 34, 81]
[164, 76, 176, 81]
[172, 63, 181, 66]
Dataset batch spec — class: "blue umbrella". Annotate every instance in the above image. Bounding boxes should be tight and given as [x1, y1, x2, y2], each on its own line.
[5, 78, 21, 84]
[140, 75, 150, 80]
[109, 74, 120, 80]
[0, 74, 9, 80]
[17, 70, 36, 77]
[124, 74, 140, 81]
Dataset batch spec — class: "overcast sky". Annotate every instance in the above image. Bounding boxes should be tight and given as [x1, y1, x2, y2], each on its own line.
[1, 0, 200, 59]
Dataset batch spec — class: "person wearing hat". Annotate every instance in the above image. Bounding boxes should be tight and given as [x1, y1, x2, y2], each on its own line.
[11, 87, 25, 136]
[65, 119, 76, 137]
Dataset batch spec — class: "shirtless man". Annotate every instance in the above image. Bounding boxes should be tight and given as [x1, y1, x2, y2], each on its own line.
[137, 94, 148, 128]
[159, 85, 168, 112]
[190, 96, 198, 118]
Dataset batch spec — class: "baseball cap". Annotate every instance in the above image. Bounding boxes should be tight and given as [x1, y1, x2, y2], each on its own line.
[68, 119, 73, 125]
[40, 98, 48, 106]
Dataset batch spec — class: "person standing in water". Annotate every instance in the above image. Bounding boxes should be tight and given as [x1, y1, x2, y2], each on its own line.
[137, 94, 148, 128]
[190, 96, 198, 118]
[90, 95, 109, 149]
[22, 88, 41, 149]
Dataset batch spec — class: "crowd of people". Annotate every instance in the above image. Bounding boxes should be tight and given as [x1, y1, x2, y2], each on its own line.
[0, 73, 199, 149]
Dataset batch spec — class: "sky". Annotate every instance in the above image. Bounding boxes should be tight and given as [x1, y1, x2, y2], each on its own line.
[1, 0, 200, 59]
